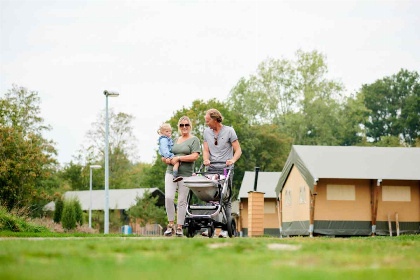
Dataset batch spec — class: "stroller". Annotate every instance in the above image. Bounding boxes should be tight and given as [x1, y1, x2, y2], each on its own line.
[183, 161, 236, 238]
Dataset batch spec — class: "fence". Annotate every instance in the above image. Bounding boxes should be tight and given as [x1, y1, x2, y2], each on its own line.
[130, 223, 163, 236]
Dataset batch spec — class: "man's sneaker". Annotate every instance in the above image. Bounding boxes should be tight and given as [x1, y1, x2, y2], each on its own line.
[218, 230, 228, 238]
[175, 227, 184, 237]
[164, 225, 175, 237]
[201, 230, 209, 237]
[173, 176, 183, 183]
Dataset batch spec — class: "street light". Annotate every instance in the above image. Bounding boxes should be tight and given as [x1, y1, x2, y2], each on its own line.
[89, 165, 102, 228]
[104, 90, 119, 234]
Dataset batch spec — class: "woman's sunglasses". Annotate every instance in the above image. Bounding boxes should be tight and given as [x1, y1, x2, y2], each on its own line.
[214, 137, 218, 146]
[179, 123, 190, 128]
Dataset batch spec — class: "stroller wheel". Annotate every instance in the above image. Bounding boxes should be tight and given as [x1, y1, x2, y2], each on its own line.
[227, 216, 236, 238]
[186, 226, 195, 238]
[208, 225, 215, 238]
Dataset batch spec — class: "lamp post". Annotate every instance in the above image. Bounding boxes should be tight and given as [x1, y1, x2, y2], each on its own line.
[104, 90, 119, 234]
[89, 165, 102, 228]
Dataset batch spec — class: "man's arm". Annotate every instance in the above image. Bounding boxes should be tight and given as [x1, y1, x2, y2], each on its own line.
[203, 141, 210, 166]
[226, 140, 242, 166]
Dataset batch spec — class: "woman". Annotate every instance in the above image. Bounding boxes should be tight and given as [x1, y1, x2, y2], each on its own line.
[162, 116, 200, 237]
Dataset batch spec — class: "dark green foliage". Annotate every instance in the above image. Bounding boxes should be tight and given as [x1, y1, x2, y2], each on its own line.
[0, 206, 49, 233]
[362, 69, 420, 146]
[128, 191, 167, 227]
[74, 199, 83, 226]
[53, 198, 64, 223]
[61, 200, 76, 230]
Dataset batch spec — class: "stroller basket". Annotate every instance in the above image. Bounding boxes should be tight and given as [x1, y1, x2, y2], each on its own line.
[183, 177, 222, 202]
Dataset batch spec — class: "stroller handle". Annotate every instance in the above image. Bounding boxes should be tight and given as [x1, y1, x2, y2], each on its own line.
[196, 161, 233, 174]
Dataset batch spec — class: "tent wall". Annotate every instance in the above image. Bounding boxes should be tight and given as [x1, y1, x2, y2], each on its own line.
[376, 180, 420, 235]
[282, 166, 311, 235]
[315, 179, 372, 221]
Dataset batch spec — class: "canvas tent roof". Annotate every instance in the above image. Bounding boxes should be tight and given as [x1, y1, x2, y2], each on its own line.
[238, 171, 282, 199]
[43, 188, 164, 211]
[276, 145, 420, 195]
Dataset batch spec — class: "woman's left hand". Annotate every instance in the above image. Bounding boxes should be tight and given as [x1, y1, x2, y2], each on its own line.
[171, 157, 179, 165]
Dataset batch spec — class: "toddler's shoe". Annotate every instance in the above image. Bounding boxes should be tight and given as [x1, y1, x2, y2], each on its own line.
[173, 176, 183, 183]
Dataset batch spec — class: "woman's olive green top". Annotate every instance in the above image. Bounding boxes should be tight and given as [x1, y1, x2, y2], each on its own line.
[166, 136, 201, 177]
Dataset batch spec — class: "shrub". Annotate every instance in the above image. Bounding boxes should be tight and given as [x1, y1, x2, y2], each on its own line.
[128, 191, 167, 228]
[61, 200, 76, 230]
[53, 198, 64, 223]
[74, 199, 83, 226]
[0, 206, 49, 233]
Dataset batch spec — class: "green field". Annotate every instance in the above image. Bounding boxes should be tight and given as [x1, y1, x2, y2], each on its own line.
[1, 235, 419, 280]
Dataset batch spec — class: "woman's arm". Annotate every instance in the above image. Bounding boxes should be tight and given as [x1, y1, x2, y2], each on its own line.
[171, 152, 199, 164]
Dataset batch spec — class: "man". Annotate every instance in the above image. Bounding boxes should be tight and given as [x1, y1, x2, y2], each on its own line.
[203, 108, 242, 237]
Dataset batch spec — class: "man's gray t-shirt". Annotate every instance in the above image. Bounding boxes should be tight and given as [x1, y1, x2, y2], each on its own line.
[203, 125, 238, 168]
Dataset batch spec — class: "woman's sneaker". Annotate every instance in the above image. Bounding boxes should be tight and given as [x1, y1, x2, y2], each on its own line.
[164, 225, 175, 236]
[175, 227, 184, 237]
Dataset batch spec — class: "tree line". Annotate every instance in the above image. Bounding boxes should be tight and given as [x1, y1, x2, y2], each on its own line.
[1, 50, 419, 215]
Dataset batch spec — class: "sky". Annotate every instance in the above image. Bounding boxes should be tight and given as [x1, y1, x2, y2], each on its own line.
[1, 0, 419, 166]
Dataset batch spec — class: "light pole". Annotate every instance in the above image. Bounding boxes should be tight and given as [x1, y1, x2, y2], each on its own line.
[89, 165, 102, 228]
[104, 90, 119, 234]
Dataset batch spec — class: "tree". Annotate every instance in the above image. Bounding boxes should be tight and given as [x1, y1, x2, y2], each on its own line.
[67, 109, 142, 190]
[61, 200, 76, 230]
[0, 84, 50, 135]
[362, 69, 420, 146]
[0, 85, 57, 211]
[227, 50, 345, 147]
[85, 109, 138, 162]
[74, 199, 83, 226]
[53, 198, 64, 223]
[128, 191, 167, 227]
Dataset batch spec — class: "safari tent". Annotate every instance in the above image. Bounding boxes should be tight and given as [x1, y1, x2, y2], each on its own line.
[276, 145, 420, 236]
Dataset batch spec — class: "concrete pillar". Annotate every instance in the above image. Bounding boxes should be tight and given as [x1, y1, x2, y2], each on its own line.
[248, 191, 264, 237]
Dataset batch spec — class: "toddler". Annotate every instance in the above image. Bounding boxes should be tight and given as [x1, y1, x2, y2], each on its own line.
[157, 123, 182, 182]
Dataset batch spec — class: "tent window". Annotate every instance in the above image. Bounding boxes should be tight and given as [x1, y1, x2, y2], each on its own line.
[285, 190, 292, 206]
[327, 185, 356, 201]
[382, 186, 411, 201]
[299, 186, 306, 204]
[264, 202, 276, 213]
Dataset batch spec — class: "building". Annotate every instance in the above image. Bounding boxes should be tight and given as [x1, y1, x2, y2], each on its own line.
[44, 188, 164, 211]
[276, 145, 420, 236]
[43, 188, 165, 234]
[238, 171, 282, 237]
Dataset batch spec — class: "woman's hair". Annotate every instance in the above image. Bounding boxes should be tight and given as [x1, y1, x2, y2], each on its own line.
[157, 123, 172, 136]
[177, 116, 193, 135]
[206, 108, 223, 123]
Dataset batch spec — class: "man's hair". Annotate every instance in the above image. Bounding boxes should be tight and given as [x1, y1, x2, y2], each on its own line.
[206, 108, 223, 123]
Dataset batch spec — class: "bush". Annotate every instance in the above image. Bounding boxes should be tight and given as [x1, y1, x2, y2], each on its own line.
[0, 206, 49, 233]
[74, 199, 83, 226]
[61, 200, 76, 230]
[53, 198, 64, 223]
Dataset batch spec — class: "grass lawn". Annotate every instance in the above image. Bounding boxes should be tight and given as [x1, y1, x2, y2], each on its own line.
[0, 234, 419, 280]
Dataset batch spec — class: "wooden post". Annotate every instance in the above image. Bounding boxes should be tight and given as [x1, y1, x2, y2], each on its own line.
[248, 191, 264, 237]
[371, 179, 381, 236]
[387, 212, 392, 237]
[277, 195, 283, 238]
[309, 184, 318, 238]
[395, 213, 400, 237]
